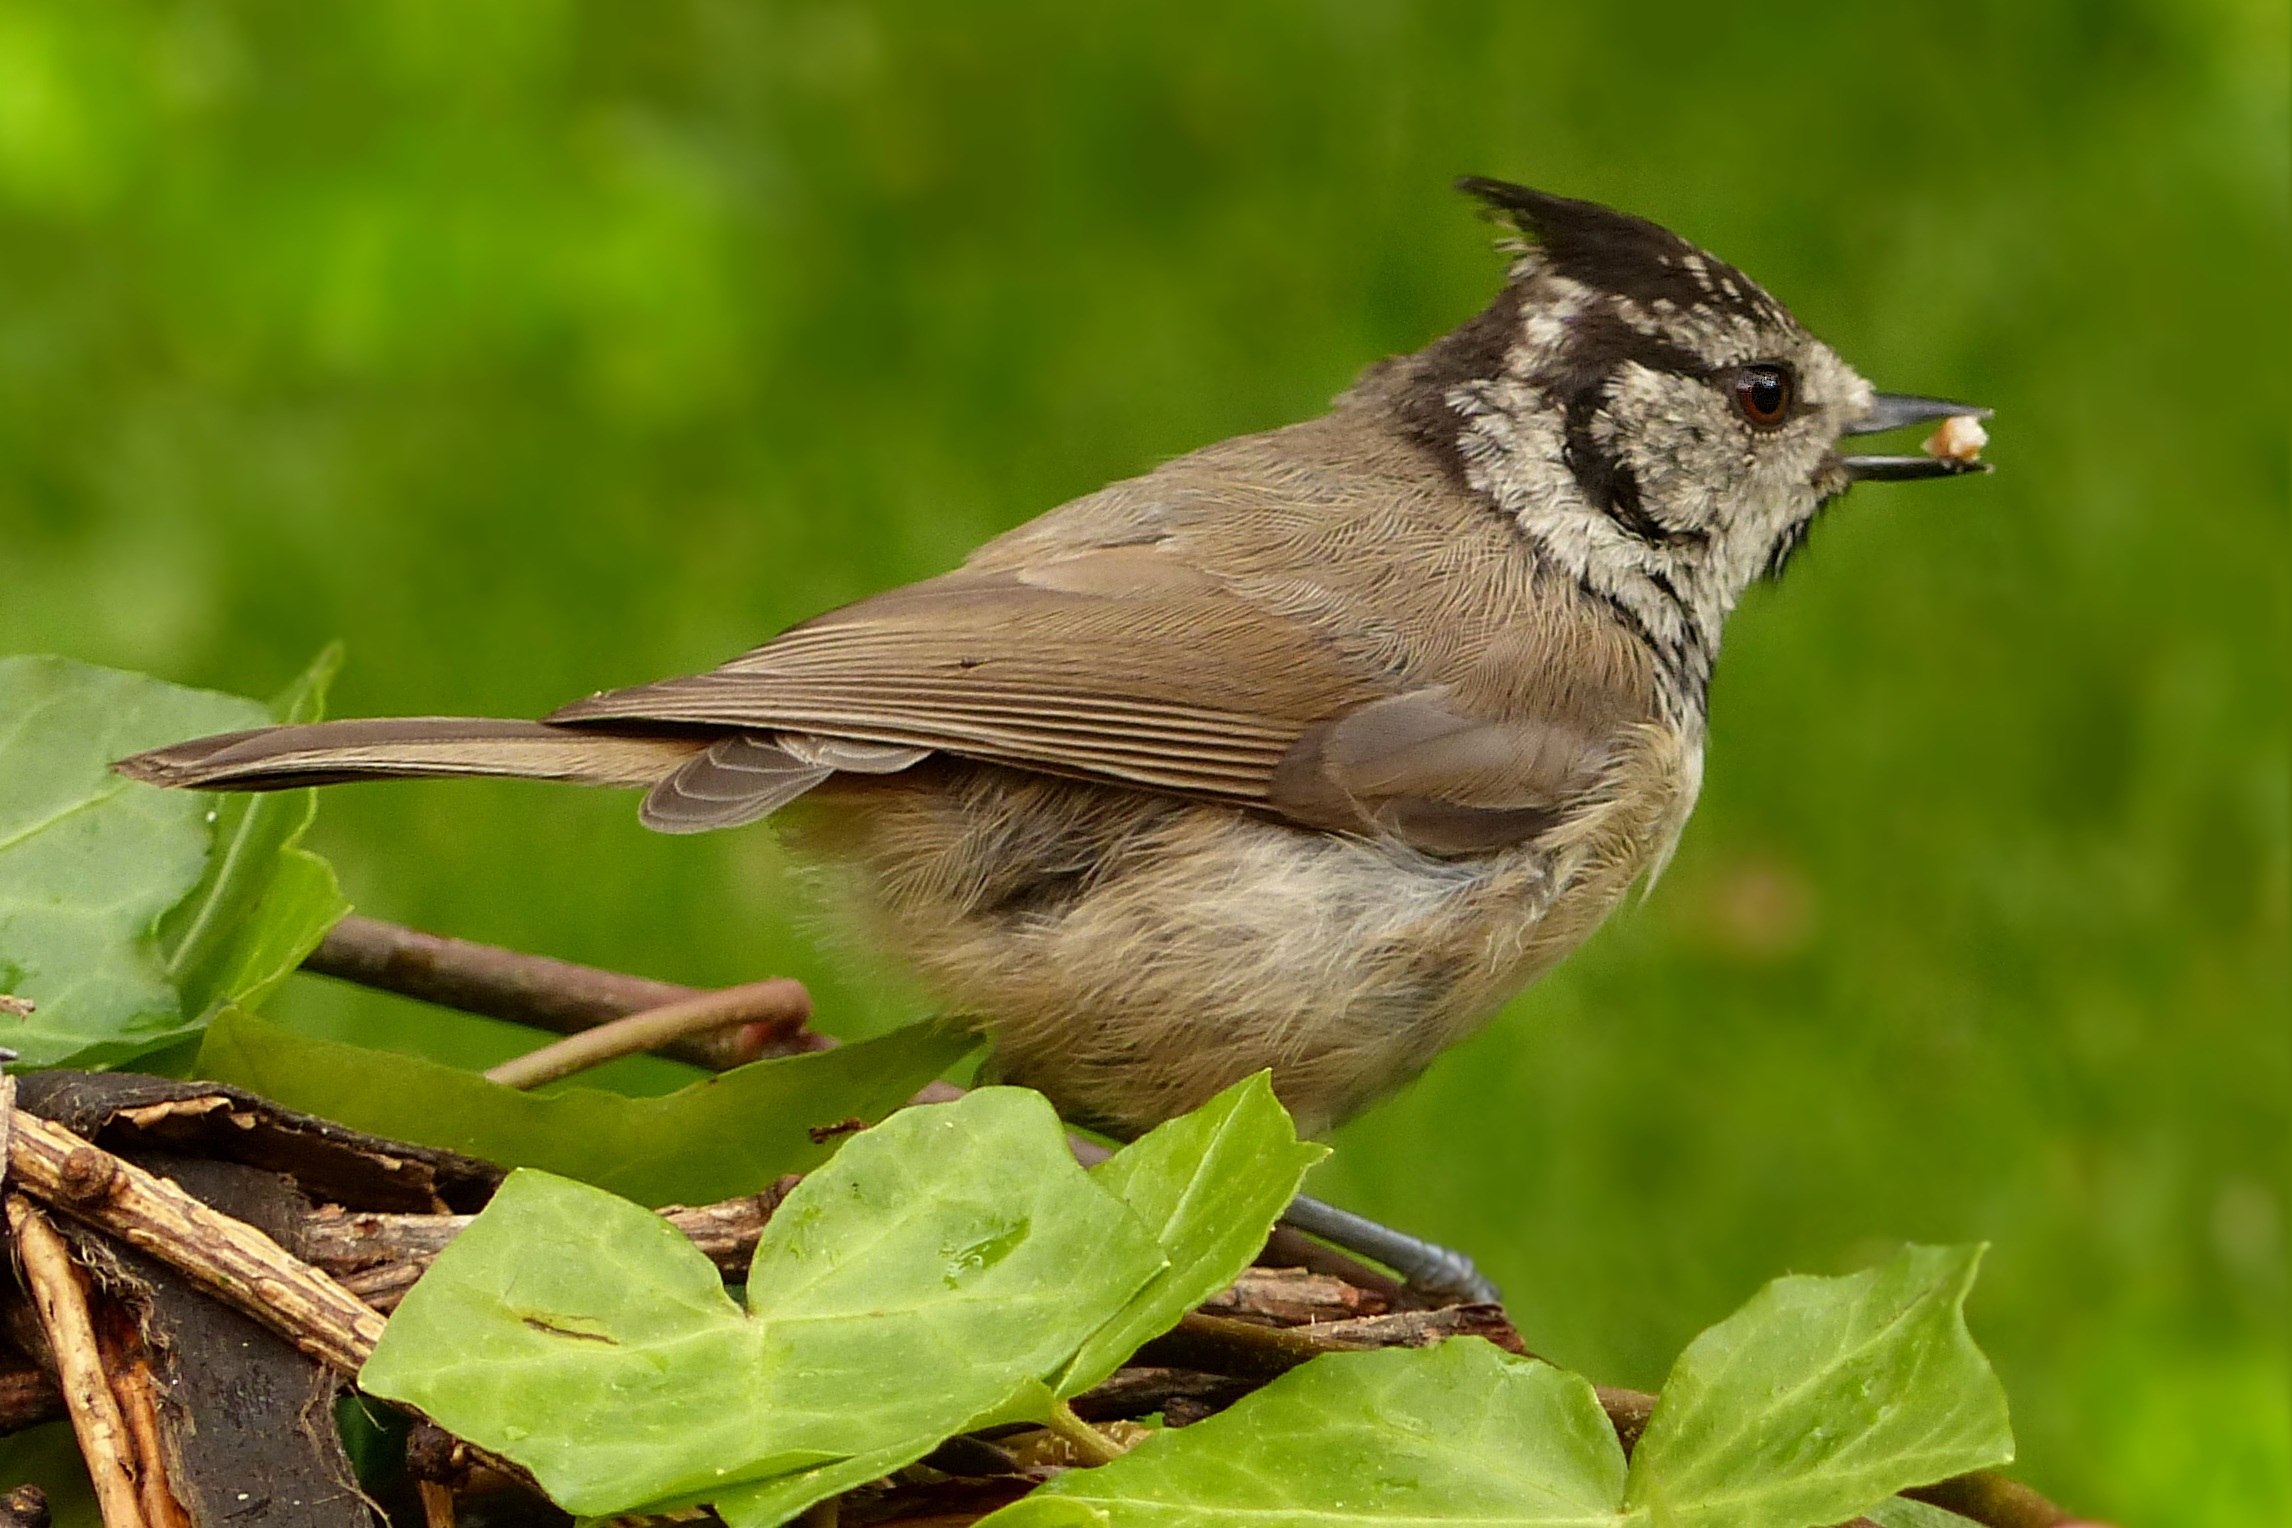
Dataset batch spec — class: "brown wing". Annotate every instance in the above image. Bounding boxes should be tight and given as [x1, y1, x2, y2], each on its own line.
[550, 532, 1646, 852]
[549, 548, 1384, 806]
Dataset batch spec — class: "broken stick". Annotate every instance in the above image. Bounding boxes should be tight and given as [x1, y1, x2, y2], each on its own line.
[5, 1196, 144, 1528]
[6, 1108, 382, 1373]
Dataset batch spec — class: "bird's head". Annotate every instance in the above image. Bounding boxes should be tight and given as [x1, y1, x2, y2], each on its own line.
[1386, 178, 1987, 713]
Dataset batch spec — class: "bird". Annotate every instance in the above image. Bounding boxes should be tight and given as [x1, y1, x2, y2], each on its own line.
[121, 180, 1987, 1290]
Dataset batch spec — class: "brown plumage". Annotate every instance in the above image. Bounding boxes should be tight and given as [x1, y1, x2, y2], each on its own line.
[118, 181, 1986, 1138]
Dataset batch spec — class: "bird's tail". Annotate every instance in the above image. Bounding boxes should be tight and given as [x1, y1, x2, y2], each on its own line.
[115, 717, 708, 793]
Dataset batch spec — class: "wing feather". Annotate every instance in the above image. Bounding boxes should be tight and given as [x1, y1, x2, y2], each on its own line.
[550, 536, 1655, 852]
[551, 561, 1382, 805]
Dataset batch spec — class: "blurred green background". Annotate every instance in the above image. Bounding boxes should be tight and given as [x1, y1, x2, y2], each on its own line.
[0, 2, 2281, 1521]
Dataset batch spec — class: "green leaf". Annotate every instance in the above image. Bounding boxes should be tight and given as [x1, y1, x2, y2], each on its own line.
[1622, 1244, 2013, 1528]
[195, 1007, 975, 1206]
[1863, 1500, 1984, 1528]
[980, 1503, 1108, 1528]
[360, 1090, 1169, 1519]
[0, 656, 270, 1068]
[988, 1339, 1630, 1527]
[156, 644, 349, 1022]
[1057, 1071, 1327, 1397]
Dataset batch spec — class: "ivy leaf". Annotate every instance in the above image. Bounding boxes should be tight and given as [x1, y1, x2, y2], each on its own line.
[988, 1340, 1630, 1527]
[0, 656, 269, 1068]
[1621, 1244, 2013, 1528]
[359, 1089, 1169, 1520]
[1056, 1072, 1327, 1397]
[195, 1007, 974, 1206]
[1863, 1500, 1985, 1528]
[990, 1247, 2011, 1528]
[156, 644, 349, 1022]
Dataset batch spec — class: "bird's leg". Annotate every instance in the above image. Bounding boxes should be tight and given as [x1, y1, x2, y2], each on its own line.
[1278, 1194, 1500, 1306]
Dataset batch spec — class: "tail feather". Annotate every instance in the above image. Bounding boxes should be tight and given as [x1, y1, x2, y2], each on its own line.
[115, 718, 709, 792]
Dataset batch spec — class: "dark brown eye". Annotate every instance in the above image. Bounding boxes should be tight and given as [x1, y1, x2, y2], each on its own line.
[1732, 364, 1794, 428]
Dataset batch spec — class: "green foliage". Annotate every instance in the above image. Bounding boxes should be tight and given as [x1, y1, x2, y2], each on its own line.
[359, 1088, 1173, 1520]
[0, 654, 342, 1068]
[1625, 1245, 2011, 1527]
[359, 1069, 2011, 1528]
[358, 1078, 1317, 1524]
[992, 1342, 1630, 1528]
[195, 1006, 973, 1206]
[1863, 1504, 1983, 1528]
[996, 1248, 2009, 1528]
[1060, 1073, 1329, 1397]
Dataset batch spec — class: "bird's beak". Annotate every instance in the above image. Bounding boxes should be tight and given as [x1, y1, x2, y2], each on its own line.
[1841, 392, 1993, 481]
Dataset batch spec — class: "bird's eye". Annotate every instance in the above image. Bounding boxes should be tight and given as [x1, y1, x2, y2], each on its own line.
[1731, 364, 1794, 429]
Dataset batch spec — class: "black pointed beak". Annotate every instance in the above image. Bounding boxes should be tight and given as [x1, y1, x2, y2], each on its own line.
[1842, 392, 1992, 481]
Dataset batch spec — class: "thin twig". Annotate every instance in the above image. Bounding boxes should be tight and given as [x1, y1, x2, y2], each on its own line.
[484, 980, 811, 1089]
[6, 1108, 383, 1373]
[5, 1197, 144, 1528]
[1042, 1399, 1126, 1466]
[1907, 1473, 2076, 1528]
[302, 914, 826, 1066]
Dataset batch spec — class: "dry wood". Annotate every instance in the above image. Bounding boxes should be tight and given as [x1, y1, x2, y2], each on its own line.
[105, 1363, 190, 1528]
[484, 979, 813, 1089]
[1067, 1365, 1251, 1424]
[1198, 1267, 1388, 1325]
[1136, 1303, 1526, 1381]
[6, 1108, 383, 1373]
[5, 1196, 145, 1528]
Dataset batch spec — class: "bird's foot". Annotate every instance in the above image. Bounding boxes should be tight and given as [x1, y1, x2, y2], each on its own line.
[1279, 1193, 1501, 1307]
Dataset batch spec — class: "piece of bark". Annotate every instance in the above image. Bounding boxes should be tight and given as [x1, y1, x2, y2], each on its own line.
[1134, 1303, 1527, 1381]
[5, 1196, 145, 1528]
[1255, 1224, 1408, 1308]
[100, 1357, 188, 1528]
[65, 1156, 378, 1528]
[1066, 1366, 1253, 1425]
[6, 1108, 384, 1374]
[12, 1074, 500, 1216]
[1198, 1267, 1389, 1325]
